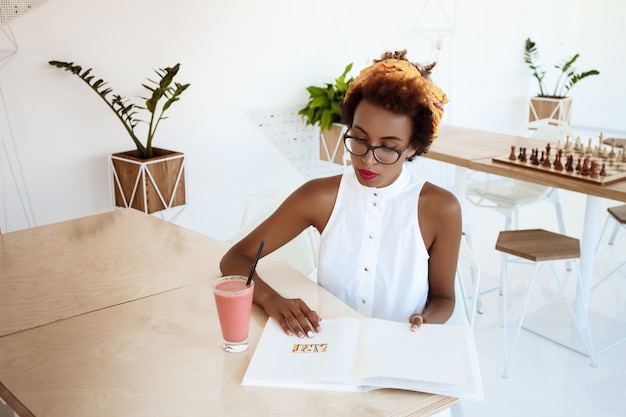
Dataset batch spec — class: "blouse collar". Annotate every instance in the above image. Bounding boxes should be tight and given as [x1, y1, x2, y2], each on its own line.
[347, 165, 412, 198]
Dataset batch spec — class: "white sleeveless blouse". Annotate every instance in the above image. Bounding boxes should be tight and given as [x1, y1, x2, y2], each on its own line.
[317, 167, 429, 322]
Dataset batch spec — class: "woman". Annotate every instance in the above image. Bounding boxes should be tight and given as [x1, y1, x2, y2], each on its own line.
[220, 50, 462, 338]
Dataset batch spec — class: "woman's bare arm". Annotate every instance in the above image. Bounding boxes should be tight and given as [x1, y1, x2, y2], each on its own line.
[220, 176, 340, 337]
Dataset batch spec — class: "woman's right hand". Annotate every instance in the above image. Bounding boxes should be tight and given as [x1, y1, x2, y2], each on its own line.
[264, 294, 322, 338]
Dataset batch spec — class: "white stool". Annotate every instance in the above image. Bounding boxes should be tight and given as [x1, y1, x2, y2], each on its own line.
[495, 229, 596, 378]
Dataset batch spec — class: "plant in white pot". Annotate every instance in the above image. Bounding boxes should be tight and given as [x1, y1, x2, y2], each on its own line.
[48, 61, 190, 214]
[524, 38, 600, 128]
[298, 63, 354, 165]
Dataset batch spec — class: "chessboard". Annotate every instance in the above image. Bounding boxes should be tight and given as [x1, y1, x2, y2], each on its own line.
[492, 134, 626, 185]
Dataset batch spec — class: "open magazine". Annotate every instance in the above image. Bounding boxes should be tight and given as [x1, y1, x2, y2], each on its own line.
[242, 317, 484, 401]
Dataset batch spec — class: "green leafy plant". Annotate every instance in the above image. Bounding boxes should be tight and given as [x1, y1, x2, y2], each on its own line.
[48, 61, 190, 159]
[298, 63, 354, 132]
[524, 38, 599, 98]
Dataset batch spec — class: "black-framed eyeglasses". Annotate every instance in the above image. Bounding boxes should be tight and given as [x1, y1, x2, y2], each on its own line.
[343, 133, 408, 165]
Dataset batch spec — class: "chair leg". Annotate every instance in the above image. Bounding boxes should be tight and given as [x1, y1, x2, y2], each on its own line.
[549, 260, 597, 367]
[450, 402, 465, 417]
[552, 190, 567, 236]
[503, 262, 542, 378]
[608, 221, 621, 246]
[595, 215, 611, 254]
[592, 260, 626, 291]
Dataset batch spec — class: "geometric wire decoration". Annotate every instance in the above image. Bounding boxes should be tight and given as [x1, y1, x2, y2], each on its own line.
[0, 1, 52, 231]
[0, 0, 50, 24]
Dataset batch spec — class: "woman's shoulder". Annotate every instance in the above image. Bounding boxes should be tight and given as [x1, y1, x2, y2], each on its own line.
[287, 175, 342, 230]
[284, 174, 342, 209]
[419, 181, 461, 214]
[298, 174, 342, 195]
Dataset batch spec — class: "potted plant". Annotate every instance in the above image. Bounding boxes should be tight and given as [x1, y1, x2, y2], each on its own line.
[524, 38, 600, 128]
[298, 63, 353, 165]
[48, 61, 190, 214]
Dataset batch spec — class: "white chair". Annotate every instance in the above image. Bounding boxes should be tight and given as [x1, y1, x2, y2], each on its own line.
[231, 185, 319, 280]
[439, 235, 481, 417]
[593, 204, 626, 290]
[0, 400, 16, 417]
[595, 204, 626, 251]
[447, 235, 481, 328]
[467, 125, 568, 313]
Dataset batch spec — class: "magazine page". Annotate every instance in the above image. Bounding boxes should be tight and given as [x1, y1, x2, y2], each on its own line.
[355, 318, 484, 401]
[242, 317, 362, 391]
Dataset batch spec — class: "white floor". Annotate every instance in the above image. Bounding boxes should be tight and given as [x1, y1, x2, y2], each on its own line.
[457, 185, 626, 417]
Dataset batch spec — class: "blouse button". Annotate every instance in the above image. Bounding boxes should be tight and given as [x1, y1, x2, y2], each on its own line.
[364, 267, 369, 272]
[361, 299, 366, 304]
[369, 234, 374, 239]
[373, 202, 377, 207]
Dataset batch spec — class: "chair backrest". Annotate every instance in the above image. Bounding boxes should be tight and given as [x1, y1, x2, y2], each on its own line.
[232, 185, 319, 281]
[446, 236, 481, 327]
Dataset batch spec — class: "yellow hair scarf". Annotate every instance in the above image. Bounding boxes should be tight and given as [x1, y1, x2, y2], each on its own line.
[346, 58, 448, 141]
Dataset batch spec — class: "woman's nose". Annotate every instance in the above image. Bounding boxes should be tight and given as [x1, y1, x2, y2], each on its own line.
[361, 148, 377, 164]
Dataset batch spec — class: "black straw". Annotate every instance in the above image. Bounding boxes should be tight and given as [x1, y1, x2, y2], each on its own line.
[246, 240, 264, 286]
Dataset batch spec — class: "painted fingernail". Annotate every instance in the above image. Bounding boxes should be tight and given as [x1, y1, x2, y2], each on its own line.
[307, 331, 313, 338]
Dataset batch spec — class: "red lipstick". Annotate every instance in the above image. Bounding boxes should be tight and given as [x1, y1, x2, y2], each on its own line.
[358, 169, 378, 180]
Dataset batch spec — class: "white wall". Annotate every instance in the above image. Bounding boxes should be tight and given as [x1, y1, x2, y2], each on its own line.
[1, 0, 624, 237]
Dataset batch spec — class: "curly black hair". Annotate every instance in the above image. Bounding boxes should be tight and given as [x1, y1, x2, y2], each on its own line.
[340, 50, 438, 160]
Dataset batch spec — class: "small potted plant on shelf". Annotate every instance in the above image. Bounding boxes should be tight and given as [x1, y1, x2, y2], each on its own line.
[524, 38, 600, 128]
[48, 61, 190, 214]
[298, 62, 354, 165]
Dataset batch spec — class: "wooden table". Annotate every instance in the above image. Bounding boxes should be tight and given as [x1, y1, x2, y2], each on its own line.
[429, 125, 626, 357]
[0, 210, 456, 417]
[0, 208, 229, 338]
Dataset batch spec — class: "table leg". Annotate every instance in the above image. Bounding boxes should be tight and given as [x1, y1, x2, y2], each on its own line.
[577, 195, 601, 318]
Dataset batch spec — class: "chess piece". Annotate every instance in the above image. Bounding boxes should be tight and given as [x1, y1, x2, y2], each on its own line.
[542, 150, 551, 167]
[600, 163, 607, 176]
[576, 158, 582, 172]
[553, 150, 563, 171]
[590, 161, 599, 178]
[519, 147, 527, 162]
[581, 158, 590, 176]
[509, 145, 516, 161]
[574, 137, 582, 152]
[586, 138, 593, 154]
[609, 142, 616, 159]
[564, 136, 572, 152]
[531, 149, 540, 165]
[565, 155, 574, 172]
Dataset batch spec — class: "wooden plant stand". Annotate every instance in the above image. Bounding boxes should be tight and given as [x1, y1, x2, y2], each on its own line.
[320, 123, 349, 165]
[529, 97, 572, 130]
[109, 148, 186, 214]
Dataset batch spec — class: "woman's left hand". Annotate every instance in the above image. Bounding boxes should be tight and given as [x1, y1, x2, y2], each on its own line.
[409, 313, 424, 332]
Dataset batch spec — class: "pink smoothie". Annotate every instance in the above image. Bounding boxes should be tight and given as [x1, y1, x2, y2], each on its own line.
[213, 278, 254, 343]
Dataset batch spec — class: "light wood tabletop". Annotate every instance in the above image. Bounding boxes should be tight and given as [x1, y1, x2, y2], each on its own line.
[432, 125, 626, 201]
[0, 208, 230, 337]
[0, 211, 456, 417]
[428, 125, 549, 167]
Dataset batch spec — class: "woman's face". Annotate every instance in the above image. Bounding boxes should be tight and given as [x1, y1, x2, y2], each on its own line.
[347, 99, 415, 188]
